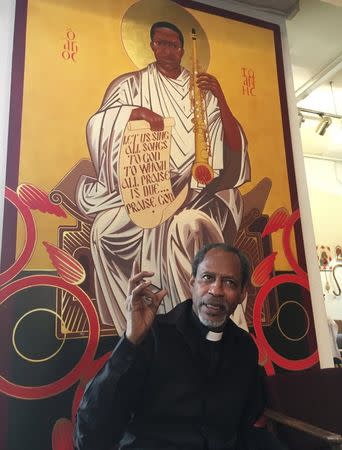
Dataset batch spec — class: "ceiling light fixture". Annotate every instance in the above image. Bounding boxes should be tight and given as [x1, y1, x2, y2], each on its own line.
[316, 115, 332, 135]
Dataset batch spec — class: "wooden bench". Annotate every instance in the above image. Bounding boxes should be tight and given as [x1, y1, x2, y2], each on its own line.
[265, 368, 342, 449]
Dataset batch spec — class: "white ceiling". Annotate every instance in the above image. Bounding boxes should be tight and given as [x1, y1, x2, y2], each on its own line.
[232, 0, 342, 158]
[234, 0, 299, 17]
[286, 0, 342, 159]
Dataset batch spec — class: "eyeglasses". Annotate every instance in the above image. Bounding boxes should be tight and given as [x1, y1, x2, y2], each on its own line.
[152, 40, 182, 50]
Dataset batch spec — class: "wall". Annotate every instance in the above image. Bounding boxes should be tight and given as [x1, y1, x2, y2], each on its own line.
[0, 0, 333, 372]
[0, 0, 16, 262]
[305, 157, 342, 247]
[304, 156, 342, 321]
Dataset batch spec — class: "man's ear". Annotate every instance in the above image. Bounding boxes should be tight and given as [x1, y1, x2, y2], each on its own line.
[189, 275, 195, 290]
[150, 41, 154, 52]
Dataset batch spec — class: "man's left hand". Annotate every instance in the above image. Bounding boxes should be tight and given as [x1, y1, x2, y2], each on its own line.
[125, 261, 167, 345]
[197, 73, 223, 99]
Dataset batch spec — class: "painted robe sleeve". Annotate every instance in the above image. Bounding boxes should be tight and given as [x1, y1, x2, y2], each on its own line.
[206, 91, 250, 190]
[76, 72, 141, 216]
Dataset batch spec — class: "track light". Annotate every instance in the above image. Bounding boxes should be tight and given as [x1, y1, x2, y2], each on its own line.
[316, 115, 332, 136]
[298, 111, 305, 127]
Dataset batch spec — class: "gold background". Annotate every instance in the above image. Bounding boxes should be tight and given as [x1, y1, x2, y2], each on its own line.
[16, 0, 294, 270]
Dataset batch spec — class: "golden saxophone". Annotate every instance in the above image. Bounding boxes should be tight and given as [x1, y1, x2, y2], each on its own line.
[190, 28, 214, 185]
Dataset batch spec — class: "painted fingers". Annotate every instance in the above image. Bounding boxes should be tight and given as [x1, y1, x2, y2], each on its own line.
[129, 107, 164, 131]
[196, 73, 222, 97]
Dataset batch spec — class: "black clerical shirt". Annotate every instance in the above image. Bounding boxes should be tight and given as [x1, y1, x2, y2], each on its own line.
[75, 299, 265, 450]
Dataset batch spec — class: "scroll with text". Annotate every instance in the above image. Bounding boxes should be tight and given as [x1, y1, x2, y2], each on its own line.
[119, 118, 188, 228]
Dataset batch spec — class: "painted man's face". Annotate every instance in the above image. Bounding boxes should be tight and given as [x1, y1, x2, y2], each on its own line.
[150, 27, 184, 73]
[190, 249, 246, 330]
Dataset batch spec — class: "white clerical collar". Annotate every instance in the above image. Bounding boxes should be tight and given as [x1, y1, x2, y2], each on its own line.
[206, 331, 223, 342]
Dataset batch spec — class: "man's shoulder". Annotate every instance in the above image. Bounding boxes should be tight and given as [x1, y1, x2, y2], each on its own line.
[107, 63, 155, 87]
[229, 318, 251, 338]
[103, 69, 143, 97]
[101, 65, 153, 106]
[227, 318, 258, 358]
[156, 299, 192, 326]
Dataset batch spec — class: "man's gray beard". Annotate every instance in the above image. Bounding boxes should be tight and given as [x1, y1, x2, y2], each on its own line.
[198, 311, 227, 330]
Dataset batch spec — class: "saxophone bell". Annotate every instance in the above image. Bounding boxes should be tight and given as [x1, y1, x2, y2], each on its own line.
[191, 162, 214, 186]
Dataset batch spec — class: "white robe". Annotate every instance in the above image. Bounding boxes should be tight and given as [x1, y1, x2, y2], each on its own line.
[76, 63, 250, 334]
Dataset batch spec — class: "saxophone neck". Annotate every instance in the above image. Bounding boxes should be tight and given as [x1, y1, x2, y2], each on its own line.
[190, 28, 200, 106]
[191, 28, 198, 74]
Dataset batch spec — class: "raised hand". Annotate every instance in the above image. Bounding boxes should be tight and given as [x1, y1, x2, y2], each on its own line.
[125, 261, 167, 345]
[129, 107, 164, 131]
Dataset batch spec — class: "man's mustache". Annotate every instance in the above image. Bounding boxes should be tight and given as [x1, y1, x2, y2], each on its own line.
[199, 300, 228, 313]
[157, 56, 179, 62]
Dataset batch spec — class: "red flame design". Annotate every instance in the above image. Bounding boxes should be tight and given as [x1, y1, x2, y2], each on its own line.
[17, 184, 67, 217]
[43, 241, 85, 285]
[262, 207, 289, 238]
[52, 418, 74, 450]
[251, 252, 277, 287]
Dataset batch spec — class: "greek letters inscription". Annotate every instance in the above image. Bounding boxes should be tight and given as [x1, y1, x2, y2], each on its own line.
[62, 28, 78, 61]
[241, 67, 255, 96]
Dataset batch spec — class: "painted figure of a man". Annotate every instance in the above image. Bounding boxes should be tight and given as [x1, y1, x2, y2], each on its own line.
[76, 22, 250, 334]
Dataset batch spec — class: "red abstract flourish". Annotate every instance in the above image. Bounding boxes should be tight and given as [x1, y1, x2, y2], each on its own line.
[52, 418, 74, 450]
[0, 275, 99, 399]
[252, 208, 319, 372]
[0, 187, 36, 286]
[0, 186, 107, 448]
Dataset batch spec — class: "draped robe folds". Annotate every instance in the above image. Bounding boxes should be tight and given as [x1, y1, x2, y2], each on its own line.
[76, 63, 250, 335]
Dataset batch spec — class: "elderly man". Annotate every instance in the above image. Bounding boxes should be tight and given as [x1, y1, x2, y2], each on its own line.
[76, 21, 250, 335]
[74, 243, 282, 450]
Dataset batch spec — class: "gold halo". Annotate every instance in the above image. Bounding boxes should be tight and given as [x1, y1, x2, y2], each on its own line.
[12, 308, 66, 363]
[276, 301, 310, 342]
[121, 0, 210, 71]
